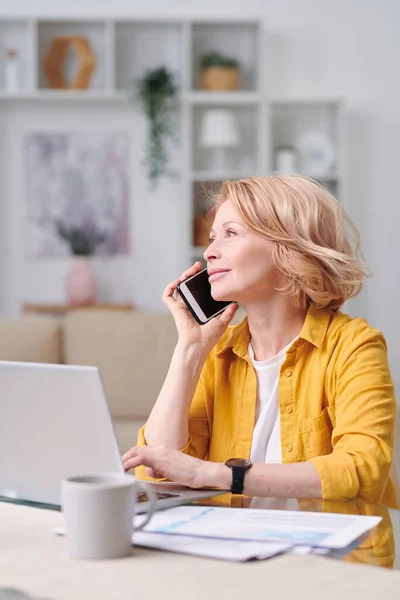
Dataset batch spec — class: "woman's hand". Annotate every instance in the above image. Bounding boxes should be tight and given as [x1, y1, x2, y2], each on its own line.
[122, 444, 227, 489]
[163, 261, 239, 354]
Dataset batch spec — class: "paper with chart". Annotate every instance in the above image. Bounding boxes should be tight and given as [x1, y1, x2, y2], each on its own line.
[140, 505, 381, 549]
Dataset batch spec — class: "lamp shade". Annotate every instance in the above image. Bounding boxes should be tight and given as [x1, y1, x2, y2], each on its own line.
[199, 109, 241, 148]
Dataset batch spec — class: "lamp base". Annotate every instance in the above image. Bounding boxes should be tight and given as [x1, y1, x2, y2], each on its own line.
[211, 147, 229, 172]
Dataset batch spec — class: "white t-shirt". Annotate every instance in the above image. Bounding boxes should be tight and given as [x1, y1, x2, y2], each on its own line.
[249, 337, 297, 464]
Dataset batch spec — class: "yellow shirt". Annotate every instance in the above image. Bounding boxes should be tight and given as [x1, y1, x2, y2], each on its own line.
[137, 304, 398, 509]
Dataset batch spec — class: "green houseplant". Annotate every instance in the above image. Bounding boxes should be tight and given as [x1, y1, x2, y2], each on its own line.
[200, 51, 239, 91]
[200, 51, 239, 69]
[134, 66, 178, 187]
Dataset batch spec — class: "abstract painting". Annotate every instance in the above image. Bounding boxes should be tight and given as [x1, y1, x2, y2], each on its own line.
[24, 131, 130, 257]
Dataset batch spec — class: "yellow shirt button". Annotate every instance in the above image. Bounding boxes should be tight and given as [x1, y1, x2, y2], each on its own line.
[286, 444, 293, 452]
[286, 406, 293, 414]
[285, 369, 292, 377]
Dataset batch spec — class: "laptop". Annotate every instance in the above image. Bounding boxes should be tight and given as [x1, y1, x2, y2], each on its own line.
[0, 361, 224, 513]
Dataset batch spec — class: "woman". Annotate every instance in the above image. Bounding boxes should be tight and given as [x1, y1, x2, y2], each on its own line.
[123, 175, 397, 509]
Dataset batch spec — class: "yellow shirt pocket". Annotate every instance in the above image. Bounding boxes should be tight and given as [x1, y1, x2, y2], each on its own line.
[296, 406, 335, 459]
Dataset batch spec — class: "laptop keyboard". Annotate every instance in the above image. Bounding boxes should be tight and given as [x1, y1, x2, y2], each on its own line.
[137, 491, 180, 503]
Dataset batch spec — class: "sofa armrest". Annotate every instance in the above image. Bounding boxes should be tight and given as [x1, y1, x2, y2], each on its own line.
[0, 316, 63, 363]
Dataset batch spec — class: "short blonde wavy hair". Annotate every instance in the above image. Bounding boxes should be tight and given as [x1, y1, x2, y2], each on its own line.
[211, 175, 370, 311]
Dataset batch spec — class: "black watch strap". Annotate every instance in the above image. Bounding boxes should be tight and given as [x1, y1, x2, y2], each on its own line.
[230, 465, 246, 495]
[225, 458, 252, 495]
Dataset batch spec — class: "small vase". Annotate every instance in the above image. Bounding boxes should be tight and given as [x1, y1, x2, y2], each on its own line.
[5, 48, 18, 93]
[66, 256, 97, 307]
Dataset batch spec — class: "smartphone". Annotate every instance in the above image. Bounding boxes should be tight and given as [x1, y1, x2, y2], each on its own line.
[177, 267, 234, 325]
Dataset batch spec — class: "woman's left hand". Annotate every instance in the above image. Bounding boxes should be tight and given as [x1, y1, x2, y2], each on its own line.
[122, 445, 222, 489]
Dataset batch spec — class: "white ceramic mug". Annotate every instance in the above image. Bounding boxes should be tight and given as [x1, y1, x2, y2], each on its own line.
[61, 473, 156, 560]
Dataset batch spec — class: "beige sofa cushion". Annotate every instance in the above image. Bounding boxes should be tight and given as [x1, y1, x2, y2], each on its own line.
[113, 419, 146, 454]
[63, 310, 178, 420]
[0, 316, 62, 363]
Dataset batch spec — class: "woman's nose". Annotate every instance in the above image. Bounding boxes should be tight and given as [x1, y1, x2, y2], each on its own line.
[203, 238, 220, 262]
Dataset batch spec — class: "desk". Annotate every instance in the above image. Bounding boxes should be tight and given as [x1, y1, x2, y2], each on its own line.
[1, 499, 400, 600]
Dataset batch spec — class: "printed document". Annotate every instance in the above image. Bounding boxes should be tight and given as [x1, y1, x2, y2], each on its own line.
[134, 531, 291, 561]
[53, 524, 290, 562]
[138, 505, 381, 549]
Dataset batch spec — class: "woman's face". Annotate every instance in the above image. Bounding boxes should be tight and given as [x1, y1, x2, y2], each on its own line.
[204, 199, 285, 304]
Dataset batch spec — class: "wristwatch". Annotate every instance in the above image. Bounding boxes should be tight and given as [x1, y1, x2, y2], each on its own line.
[225, 458, 253, 494]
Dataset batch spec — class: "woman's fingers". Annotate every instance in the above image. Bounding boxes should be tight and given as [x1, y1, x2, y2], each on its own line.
[122, 445, 204, 488]
[162, 262, 204, 313]
[121, 446, 138, 463]
[122, 446, 167, 478]
[162, 262, 203, 301]
[178, 261, 203, 283]
[162, 278, 183, 309]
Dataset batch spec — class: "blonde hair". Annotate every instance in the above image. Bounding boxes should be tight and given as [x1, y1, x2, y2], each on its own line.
[211, 175, 370, 311]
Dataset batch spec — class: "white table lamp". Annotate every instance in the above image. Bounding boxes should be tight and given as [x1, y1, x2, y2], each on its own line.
[199, 109, 241, 172]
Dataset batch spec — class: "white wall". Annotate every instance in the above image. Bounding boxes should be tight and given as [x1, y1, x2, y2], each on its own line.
[0, 99, 185, 312]
[0, 0, 400, 387]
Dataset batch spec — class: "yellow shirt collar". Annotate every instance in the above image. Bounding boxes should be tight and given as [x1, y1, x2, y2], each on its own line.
[216, 303, 333, 358]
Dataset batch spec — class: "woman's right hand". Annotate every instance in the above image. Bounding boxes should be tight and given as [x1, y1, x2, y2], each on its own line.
[162, 261, 239, 353]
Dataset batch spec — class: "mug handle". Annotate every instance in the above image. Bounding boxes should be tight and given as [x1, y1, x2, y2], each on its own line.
[133, 481, 157, 532]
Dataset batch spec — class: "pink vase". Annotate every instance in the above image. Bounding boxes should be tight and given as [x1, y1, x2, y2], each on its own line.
[66, 256, 97, 307]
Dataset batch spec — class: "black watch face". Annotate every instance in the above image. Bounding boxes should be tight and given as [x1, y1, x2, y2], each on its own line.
[227, 458, 252, 468]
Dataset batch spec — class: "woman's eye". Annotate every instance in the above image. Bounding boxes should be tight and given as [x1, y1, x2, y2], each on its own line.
[226, 229, 236, 237]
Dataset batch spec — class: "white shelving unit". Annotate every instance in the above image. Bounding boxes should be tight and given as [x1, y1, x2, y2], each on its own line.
[185, 19, 266, 264]
[270, 99, 344, 198]
[0, 16, 345, 313]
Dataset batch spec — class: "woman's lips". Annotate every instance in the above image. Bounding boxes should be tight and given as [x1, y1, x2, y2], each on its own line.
[208, 271, 229, 282]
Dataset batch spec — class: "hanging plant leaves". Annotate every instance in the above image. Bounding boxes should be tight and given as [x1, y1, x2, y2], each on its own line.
[133, 66, 178, 188]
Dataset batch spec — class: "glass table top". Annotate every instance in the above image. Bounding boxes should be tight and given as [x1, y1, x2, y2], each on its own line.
[1, 493, 399, 569]
[194, 494, 400, 570]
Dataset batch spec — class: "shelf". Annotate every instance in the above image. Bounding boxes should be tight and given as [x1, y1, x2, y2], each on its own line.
[270, 170, 340, 181]
[22, 302, 134, 314]
[186, 91, 261, 105]
[0, 90, 260, 105]
[0, 90, 128, 101]
[190, 170, 340, 183]
[190, 171, 252, 181]
[271, 98, 342, 108]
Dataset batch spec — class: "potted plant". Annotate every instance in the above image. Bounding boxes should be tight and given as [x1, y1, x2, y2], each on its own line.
[56, 220, 106, 256]
[134, 66, 178, 188]
[56, 220, 106, 307]
[200, 51, 240, 91]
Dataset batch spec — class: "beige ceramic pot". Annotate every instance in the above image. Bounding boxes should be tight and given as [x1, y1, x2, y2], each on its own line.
[201, 67, 239, 91]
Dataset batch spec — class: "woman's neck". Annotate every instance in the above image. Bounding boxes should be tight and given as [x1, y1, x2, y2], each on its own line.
[245, 299, 308, 361]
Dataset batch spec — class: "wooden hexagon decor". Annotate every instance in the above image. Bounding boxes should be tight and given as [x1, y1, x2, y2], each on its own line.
[43, 36, 96, 90]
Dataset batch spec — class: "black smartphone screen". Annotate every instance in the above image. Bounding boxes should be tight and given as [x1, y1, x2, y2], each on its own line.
[184, 269, 232, 319]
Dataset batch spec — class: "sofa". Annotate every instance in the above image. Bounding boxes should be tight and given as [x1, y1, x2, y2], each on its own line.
[0, 310, 180, 454]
